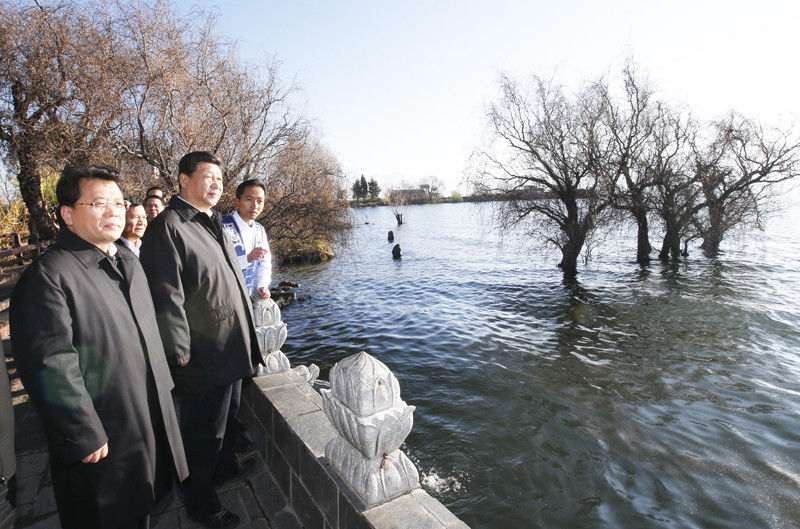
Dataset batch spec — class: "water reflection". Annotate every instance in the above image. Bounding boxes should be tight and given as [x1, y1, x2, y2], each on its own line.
[277, 203, 800, 529]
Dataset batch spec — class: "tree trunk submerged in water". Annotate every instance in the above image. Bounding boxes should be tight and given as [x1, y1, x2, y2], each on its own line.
[659, 223, 681, 261]
[635, 211, 652, 264]
[558, 227, 588, 278]
[700, 202, 724, 257]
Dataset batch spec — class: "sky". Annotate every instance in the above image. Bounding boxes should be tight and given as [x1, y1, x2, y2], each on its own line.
[175, 0, 800, 195]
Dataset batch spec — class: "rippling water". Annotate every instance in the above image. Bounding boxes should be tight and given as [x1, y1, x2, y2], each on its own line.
[275, 202, 800, 529]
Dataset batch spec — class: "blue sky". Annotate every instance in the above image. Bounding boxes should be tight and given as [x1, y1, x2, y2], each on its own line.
[176, 0, 800, 194]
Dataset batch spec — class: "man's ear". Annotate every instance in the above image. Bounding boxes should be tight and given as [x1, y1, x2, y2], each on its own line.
[60, 206, 74, 226]
[234, 198, 241, 210]
[178, 172, 188, 192]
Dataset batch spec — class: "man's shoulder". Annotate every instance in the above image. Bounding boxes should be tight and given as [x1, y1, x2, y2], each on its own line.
[141, 208, 185, 245]
[115, 241, 138, 259]
[26, 244, 73, 275]
[153, 206, 184, 227]
[11, 245, 74, 300]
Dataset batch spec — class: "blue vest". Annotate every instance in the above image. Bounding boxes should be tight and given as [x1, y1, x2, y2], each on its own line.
[222, 214, 258, 295]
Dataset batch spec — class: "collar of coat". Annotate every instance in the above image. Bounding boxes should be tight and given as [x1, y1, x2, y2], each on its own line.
[56, 228, 130, 271]
[168, 195, 222, 224]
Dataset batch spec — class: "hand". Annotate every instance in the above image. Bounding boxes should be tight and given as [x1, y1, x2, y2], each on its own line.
[82, 443, 108, 464]
[178, 358, 189, 366]
[257, 287, 270, 299]
[247, 247, 269, 263]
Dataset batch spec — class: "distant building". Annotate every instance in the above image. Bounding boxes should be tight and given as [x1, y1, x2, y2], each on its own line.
[388, 183, 442, 205]
[389, 188, 427, 204]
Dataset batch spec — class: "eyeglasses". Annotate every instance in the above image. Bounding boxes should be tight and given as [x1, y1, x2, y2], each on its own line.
[73, 200, 127, 211]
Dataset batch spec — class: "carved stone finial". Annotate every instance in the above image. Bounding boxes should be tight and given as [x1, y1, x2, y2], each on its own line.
[329, 351, 402, 416]
[252, 297, 318, 383]
[322, 351, 419, 507]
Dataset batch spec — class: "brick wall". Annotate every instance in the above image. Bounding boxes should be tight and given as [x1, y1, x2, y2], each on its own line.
[239, 369, 469, 529]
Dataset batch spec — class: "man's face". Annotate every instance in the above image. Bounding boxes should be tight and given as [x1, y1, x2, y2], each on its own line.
[143, 196, 164, 221]
[235, 185, 265, 224]
[60, 179, 125, 250]
[179, 162, 223, 211]
[122, 204, 147, 240]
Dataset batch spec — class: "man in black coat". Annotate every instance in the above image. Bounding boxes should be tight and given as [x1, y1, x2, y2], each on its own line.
[140, 151, 261, 528]
[0, 360, 14, 529]
[10, 165, 189, 529]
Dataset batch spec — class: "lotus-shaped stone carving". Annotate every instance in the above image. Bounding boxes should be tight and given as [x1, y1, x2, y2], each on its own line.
[256, 322, 287, 353]
[261, 350, 291, 374]
[292, 364, 320, 385]
[253, 297, 282, 327]
[329, 352, 402, 416]
[325, 437, 419, 507]
[321, 389, 414, 458]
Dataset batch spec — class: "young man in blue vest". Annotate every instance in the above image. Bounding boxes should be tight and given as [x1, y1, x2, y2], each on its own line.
[222, 180, 272, 299]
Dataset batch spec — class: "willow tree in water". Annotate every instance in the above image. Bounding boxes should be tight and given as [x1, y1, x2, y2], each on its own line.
[691, 114, 800, 256]
[474, 74, 615, 278]
[595, 66, 663, 264]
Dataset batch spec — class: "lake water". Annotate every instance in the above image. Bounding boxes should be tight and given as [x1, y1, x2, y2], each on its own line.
[274, 202, 800, 529]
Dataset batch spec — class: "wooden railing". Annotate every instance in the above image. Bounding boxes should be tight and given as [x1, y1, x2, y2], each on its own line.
[0, 231, 51, 341]
[0, 231, 49, 276]
[0, 230, 51, 294]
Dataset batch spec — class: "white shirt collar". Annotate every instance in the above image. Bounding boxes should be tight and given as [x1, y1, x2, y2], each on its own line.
[232, 210, 254, 232]
[119, 237, 141, 253]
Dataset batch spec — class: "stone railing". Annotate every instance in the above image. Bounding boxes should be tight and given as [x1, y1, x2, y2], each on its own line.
[239, 298, 469, 529]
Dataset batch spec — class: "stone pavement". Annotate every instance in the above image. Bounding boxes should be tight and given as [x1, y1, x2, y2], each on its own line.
[7, 355, 303, 529]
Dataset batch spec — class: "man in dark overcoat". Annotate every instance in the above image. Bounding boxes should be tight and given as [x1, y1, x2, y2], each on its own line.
[0, 359, 14, 529]
[140, 151, 261, 528]
[10, 165, 189, 529]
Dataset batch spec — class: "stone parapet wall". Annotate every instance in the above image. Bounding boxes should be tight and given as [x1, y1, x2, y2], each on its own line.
[239, 369, 469, 529]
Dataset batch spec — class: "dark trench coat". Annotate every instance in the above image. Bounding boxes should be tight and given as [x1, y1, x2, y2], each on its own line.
[140, 196, 260, 394]
[10, 229, 189, 529]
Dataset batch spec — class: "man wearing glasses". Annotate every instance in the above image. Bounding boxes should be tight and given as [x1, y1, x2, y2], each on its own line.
[143, 195, 165, 222]
[140, 152, 261, 529]
[10, 165, 188, 529]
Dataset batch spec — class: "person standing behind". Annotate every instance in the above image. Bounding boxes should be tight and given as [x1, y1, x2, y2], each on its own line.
[10, 165, 188, 529]
[143, 195, 165, 222]
[140, 152, 261, 529]
[146, 186, 165, 200]
[222, 179, 272, 299]
[118, 202, 148, 257]
[0, 358, 14, 529]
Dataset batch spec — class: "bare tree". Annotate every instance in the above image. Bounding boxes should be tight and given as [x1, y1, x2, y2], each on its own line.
[387, 181, 411, 225]
[108, 0, 301, 191]
[419, 175, 444, 201]
[650, 112, 799, 260]
[643, 108, 699, 260]
[473, 74, 615, 277]
[0, 0, 124, 239]
[692, 114, 800, 255]
[257, 132, 350, 262]
[596, 65, 661, 264]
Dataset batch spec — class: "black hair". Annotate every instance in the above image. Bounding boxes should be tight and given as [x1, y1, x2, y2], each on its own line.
[56, 164, 120, 208]
[146, 186, 163, 196]
[235, 179, 267, 199]
[177, 151, 222, 177]
[143, 195, 165, 206]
